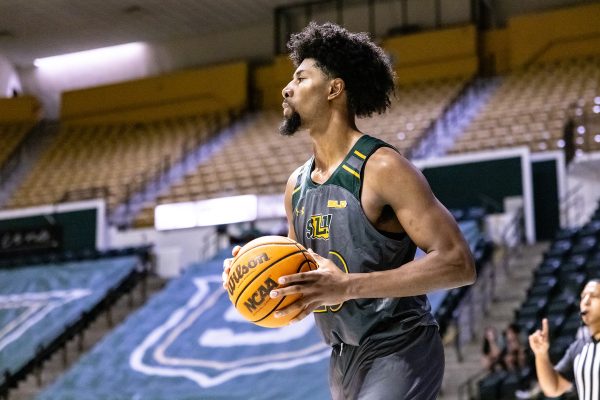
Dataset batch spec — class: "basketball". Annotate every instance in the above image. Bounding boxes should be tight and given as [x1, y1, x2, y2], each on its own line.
[226, 235, 317, 328]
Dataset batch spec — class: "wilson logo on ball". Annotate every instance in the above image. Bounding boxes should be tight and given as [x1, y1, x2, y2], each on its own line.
[227, 253, 271, 296]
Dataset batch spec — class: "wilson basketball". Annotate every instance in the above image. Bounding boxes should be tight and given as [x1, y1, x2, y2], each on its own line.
[226, 235, 317, 328]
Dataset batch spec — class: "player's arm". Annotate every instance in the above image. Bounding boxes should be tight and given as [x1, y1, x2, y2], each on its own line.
[341, 147, 476, 298]
[271, 149, 475, 318]
[284, 167, 302, 242]
[529, 319, 573, 397]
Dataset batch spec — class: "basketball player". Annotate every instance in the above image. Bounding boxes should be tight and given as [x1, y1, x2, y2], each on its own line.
[223, 22, 476, 399]
[528, 280, 600, 399]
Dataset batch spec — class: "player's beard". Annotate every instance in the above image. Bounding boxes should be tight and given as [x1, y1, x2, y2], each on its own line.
[279, 111, 302, 136]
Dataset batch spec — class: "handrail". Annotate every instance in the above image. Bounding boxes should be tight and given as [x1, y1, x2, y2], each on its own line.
[523, 31, 600, 68]
[499, 206, 524, 276]
[457, 368, 489, 400]
[0, 121, 41, 187]
[406, 76, 479, 159]
[561, 182, 584, 228]
[62, 92, 231, 123]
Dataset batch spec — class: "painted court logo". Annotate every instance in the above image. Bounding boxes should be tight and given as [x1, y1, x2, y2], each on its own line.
[306, 214, 332, 240]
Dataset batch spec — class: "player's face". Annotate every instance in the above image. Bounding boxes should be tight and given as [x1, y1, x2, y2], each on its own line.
[280, 58, 330, 136]
[580, 281, 600, 329]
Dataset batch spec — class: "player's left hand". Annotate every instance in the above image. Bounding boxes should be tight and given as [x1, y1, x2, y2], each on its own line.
[269, 249, 350, 323]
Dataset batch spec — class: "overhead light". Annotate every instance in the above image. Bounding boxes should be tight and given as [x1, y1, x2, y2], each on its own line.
[33, 42, 146, 69]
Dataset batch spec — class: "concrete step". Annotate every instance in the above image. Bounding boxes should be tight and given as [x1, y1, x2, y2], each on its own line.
[440, 242, 548, 399]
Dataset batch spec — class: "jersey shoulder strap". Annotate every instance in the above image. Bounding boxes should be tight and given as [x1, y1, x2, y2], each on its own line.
[291, 157, 313, 210]
[329, 134, 398, 199]
[291, 135, 398, 207]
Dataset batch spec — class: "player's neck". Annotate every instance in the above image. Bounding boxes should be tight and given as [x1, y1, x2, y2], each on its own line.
[309, 112, 361, 172]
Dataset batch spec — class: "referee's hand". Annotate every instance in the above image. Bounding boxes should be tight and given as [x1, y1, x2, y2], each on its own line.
[528, 318, 550, 356]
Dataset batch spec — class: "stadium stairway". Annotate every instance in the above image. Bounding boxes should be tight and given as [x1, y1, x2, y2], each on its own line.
[440, 241, 548, 400]
[109, 114, 252, 228]
[0, 120, 59, 208]
[410, 77, 501, 160]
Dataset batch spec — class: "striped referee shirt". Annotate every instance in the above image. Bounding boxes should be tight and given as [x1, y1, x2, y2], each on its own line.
[556, 336, 600, 399]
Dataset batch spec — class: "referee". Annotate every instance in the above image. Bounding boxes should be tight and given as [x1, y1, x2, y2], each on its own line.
[529, 280, 600, 398]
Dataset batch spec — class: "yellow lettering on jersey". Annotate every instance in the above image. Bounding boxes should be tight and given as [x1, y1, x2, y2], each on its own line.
[327, 200, 347, 209]
[306, 214, 332, 240]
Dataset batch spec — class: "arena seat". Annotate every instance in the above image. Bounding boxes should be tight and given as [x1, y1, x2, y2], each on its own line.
[5, 113, 224, 212]
[0, 121, 35, 169]
[477, 200, 600, 399]
[132, 78, 467, 227]
[449, 56, 600, 155]
[0, 252, 149, 398]
[36, 249, 331, 400]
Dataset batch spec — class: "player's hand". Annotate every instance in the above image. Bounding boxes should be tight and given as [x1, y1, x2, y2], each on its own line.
[528, 318, 550, 356]
[269, 249, 349, 322]
[222, 245, 241, 290]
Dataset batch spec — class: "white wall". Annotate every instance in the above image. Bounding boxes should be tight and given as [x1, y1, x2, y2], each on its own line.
[109, 225, 219, 278]
[18, 43, 159, 118]
[0, 54, 22, 98]
[16, 23, 274, 119]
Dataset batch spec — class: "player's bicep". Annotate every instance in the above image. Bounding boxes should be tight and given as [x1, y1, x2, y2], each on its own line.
[375, 152, 463, 253]
[396, 183, 460, 253]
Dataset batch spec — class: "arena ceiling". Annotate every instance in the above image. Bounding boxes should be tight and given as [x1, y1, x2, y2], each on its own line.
[0, 0, 299, 66]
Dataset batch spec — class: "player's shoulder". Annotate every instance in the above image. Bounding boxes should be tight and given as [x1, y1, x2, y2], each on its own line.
[366, 146, 417, 176]
[288, 165, 304, 183]
[285, 165, 304, 193]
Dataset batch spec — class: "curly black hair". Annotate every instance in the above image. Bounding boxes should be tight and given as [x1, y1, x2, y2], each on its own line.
[287, 22, 395, 118]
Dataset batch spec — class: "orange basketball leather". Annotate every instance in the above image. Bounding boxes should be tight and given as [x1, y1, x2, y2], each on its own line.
[226, 236, 317, 328]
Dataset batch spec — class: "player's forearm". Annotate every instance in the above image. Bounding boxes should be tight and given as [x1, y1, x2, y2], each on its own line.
[535, 353, 565, 397]
[345, 246, 475, 299]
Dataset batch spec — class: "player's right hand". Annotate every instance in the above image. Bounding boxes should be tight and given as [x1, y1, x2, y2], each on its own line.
[528, 318, 550, 355]
[222, 245, 241, 290]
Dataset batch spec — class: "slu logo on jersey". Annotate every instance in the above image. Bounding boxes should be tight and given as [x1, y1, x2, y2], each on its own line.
[327, 200, 347, 209]
[306, 214, 332, 240]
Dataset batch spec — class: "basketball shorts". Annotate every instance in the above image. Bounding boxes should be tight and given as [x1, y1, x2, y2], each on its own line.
[328, 325, 444, 400]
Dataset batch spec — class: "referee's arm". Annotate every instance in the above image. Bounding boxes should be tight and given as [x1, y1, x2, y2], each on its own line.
[529, 318, 573, 396]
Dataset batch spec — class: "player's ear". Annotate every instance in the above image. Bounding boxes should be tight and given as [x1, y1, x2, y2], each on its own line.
[327, 78, 344, 100]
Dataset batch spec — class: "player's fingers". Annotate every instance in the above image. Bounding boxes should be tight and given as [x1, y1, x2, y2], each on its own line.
[273, 298, 307, 318]
[307, 248, 325, 263]
[289, 303, 318, 323]
[270, 284, 302, 298]
[222, 270, 228, 285]
[277, 271, 316, 285]
[232, 245, 241, 257]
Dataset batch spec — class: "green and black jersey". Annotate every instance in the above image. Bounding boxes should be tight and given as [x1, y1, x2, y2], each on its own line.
[291, 134, 437, 346]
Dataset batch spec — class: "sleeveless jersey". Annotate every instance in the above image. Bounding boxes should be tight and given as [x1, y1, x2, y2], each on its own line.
[291, 135, 437, 346]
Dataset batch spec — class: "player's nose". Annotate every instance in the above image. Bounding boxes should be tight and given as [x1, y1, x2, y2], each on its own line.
[282, 86, 293, 98]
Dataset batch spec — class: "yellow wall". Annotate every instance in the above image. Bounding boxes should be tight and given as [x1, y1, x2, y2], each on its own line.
[508, 3, 600, 68]
[382, 25, 478, 84]
[482, 29, 510, 74]
[0, 96, 41, 122]
[61, 62, 248, 123]
[254, 55, 295, 110]
[254, 26, 479, 109]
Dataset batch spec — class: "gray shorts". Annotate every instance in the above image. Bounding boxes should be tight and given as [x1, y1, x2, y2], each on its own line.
[328, 325, 444, 400]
